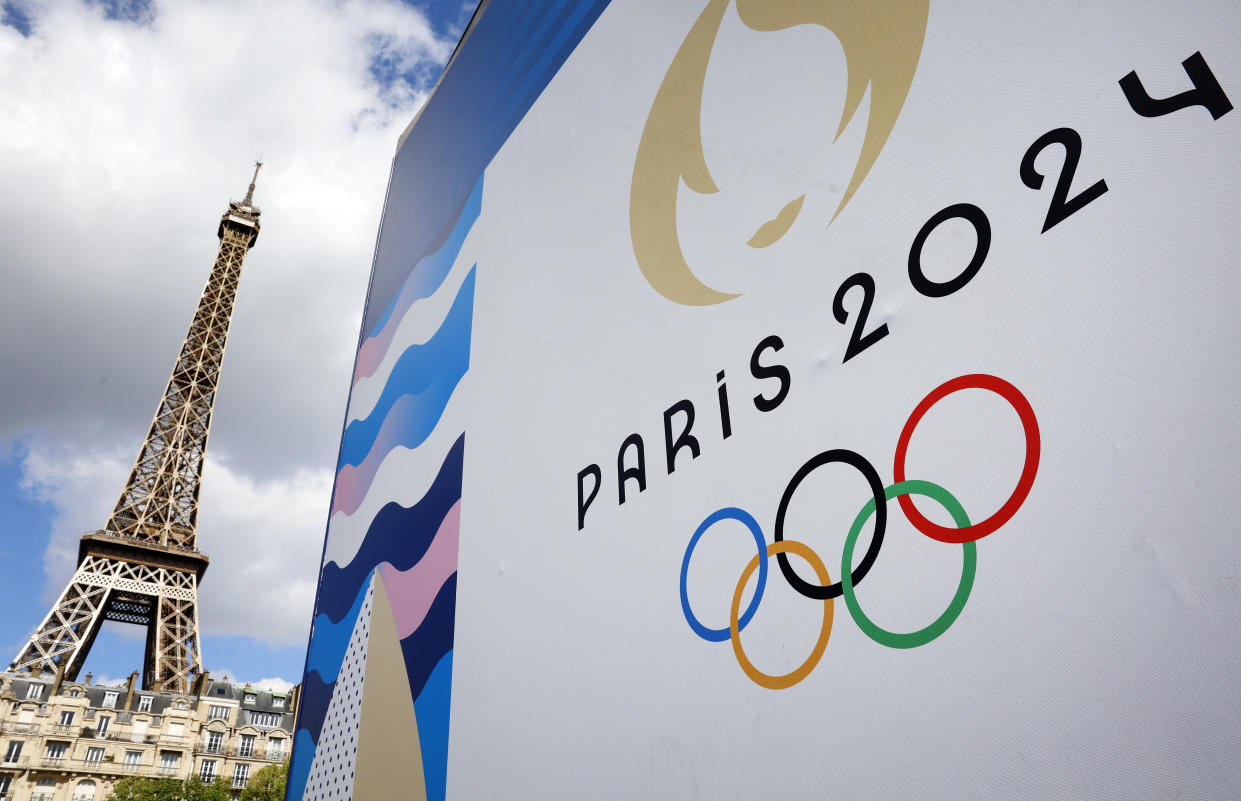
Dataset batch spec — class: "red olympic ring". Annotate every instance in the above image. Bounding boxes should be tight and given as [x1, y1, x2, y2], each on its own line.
[893, 374, 1040, 544]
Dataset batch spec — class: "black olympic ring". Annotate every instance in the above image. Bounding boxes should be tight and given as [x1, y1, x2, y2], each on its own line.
[773, 448, 887, 601]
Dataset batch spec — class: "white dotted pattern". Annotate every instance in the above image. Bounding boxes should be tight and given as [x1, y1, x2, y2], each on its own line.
[303, 576, 374, 801]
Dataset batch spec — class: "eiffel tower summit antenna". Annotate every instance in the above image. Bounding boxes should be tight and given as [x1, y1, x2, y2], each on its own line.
[10, 166, 264, 693]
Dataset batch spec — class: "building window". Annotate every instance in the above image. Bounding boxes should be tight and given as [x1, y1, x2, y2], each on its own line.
[160, 751, 180, 767]
[246, 711, 279, 729]
[68, 689, 80, 698]
[200, 760, 217, 782]
[138, 695, 153, 712]
[267, 739, 284, 760]
[45, 742, 67, 765]
[74, 779, 96, 801]
[102, 692, 118, 709]
[25, 684, 43, 701]
[232, 763, 249, 788]
[85, 747, 105, 764]
[206, 731, 223, 753]
[124, 750, 142, 766]
[33, 778, 55, 801]
[207, 705, 230, 721]
[0, 774, 10, 801]
[175, 701, 186, 710]
[271, 696, 284, 708]
[3, 741, 21, 764]
[238, 735, 256, 758]
[59, 711, 75, 726]
[96, 716, 111, 737]
[243, 693, 256, 705]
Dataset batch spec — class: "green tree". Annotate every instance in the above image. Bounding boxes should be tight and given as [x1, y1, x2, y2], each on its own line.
[239, 761, 288, 801]
[104, 776, 231, 801]
[184, 776, 231, 801]
[105, 777, 184, 801]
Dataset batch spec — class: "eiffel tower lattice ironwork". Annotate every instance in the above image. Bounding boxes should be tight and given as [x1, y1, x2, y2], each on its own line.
[10, 164, 264, 693]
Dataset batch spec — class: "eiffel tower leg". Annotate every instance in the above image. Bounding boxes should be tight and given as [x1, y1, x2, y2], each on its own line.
[9, 560, 113, 680]
[149, 573, 201, 693]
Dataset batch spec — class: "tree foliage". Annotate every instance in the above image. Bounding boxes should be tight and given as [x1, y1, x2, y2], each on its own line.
[239, 761, 289, 801]
[105, 776, 230, 801]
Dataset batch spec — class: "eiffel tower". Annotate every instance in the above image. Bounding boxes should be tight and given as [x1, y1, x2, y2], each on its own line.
[10, 164, 263, 693]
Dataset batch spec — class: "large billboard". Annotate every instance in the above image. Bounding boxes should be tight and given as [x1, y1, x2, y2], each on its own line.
[290, 2, 1241, 798]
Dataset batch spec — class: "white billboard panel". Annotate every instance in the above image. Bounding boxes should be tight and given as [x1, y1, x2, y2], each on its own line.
[293, 2, 1241, 799]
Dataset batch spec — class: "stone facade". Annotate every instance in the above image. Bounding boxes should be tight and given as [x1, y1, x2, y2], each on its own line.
[0, 671, 297, 801]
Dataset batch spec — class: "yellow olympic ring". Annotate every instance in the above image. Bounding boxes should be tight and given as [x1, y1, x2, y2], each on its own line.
[729, 540, 834, 690]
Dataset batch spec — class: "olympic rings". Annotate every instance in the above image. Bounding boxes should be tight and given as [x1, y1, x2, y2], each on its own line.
[680, 507, 768, 642]
[841, 480, 976, 649]
[773, 449, 887, 601]
[677, 373, 1040, 689]
[893, 374, 1040, 544]
[730, 541, 833, 690]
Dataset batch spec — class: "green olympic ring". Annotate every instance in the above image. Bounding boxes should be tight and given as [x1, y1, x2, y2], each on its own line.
[841, 479, 977, 649]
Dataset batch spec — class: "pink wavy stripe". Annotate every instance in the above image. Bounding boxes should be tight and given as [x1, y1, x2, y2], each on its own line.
[331, 394, 420, 516]
[354, 315, 402, 386]
[378, 500, 461, 639]
[354, 267, 425, 385]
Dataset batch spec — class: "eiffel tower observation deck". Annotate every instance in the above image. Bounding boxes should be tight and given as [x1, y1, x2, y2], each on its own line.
[10, 164, 264, 694]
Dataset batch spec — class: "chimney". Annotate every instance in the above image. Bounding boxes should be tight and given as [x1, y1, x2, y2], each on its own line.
[124, 671, 138, 710]
[84, 673, 93, 685]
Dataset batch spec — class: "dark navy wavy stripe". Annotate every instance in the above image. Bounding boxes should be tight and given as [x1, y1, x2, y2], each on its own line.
[362, 0, 613, 335]
[399, 573, 457, 703]
[296, 668, 334, 746]
[318, 435, 464, 623]
[340, 271, 474, 469]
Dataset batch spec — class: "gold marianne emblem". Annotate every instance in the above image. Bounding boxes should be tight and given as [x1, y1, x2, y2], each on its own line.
[629, 0, 930, 305]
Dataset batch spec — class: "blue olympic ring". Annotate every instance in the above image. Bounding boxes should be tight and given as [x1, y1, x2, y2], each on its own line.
[680, 507, 768, 642]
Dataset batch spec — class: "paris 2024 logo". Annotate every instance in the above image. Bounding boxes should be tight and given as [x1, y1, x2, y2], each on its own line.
[629, 0, 930, 306]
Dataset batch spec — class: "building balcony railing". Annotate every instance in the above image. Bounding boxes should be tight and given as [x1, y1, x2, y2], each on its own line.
[42, 757, 66, 767]
[231, 778, 248, 789]
[50, 724, 77, 734]
[73, 794, 96, 801]
[157, 766, 179, 776]
[0, 722, 38, 735]
[199, 744, 224, 755]
[31, 793, 54, 801]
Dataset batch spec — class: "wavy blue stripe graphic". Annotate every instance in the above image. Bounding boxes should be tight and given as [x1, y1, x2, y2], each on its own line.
[319, 436, 464, 623]
[303, 576, 369, 683]
[295, 668, 334, 746]
[287, 729, 316, 801]
[340, 269, 474, 470]
[399, 572, 457, 703]
[415, 650, 454, 801]
[366, 176, 484, 340]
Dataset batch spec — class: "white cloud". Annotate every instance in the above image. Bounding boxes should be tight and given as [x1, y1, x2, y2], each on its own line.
[250, 676, 295, 693]
[0, 1, 457, 656]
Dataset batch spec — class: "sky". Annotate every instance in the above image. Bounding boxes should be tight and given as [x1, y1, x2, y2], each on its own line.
[0, 0, 475, 690]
